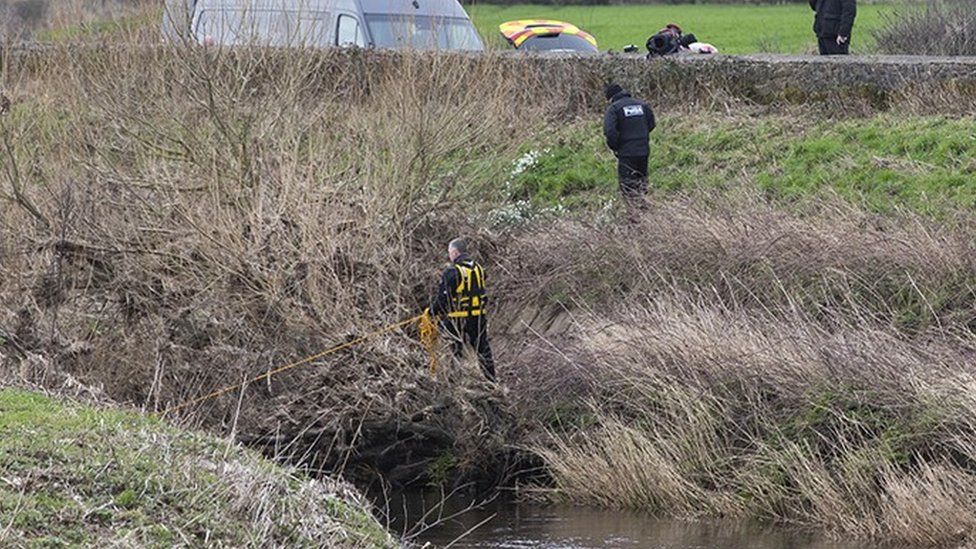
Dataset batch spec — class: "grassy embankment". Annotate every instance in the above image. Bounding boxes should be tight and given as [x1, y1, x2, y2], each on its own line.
[0, 389, 394, 547]
[504, 115, 976, 216]
[468, 3, 893, 53]
[3, 21, 976, 547]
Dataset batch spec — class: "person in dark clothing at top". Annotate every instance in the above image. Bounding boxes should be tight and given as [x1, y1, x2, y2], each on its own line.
[429, 238, 496, 382]
[603, 83, 656, 206]
[810, 0, 857, 55]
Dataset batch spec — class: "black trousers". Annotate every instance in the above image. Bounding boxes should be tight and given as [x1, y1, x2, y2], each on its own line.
[442, 317, 496, 381]
[617, 155, 649, 198]
[818, 36, 850, 55]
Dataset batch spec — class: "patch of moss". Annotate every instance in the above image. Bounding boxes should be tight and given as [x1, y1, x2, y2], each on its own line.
[426, 453, 458, 487]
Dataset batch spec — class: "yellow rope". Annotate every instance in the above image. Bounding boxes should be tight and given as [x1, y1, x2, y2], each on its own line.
[418, 309, 440, 374]
[162, 315, 423, 417]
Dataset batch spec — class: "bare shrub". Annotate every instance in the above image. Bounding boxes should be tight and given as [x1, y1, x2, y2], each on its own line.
[0, 32, 545, 484]
[874, 0, 976, 56]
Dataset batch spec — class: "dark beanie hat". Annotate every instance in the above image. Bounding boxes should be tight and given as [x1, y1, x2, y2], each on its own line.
[604, 83, 623, 100]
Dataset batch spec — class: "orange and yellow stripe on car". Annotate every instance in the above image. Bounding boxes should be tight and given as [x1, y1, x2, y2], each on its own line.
[499, 19, 598, 49]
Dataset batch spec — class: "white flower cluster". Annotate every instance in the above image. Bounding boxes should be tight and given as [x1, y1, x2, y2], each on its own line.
[486, 199, 567, 227]
[508, 148, 552, 181]
[486, 148, 563, 227]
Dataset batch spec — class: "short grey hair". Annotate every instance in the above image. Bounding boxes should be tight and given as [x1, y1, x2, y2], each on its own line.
[448, 237, 468, 254]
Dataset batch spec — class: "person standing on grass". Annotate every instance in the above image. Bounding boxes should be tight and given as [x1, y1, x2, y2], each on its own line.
[810, 0, 857, 55]
[429, 238, 496, 382]
[603, 83, 656, 208]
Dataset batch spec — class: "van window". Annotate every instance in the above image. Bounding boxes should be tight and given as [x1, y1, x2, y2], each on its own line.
[196, 9, 284, 45]
[294, 13, 332, 48]
[196, 8, 333, 48]
[253, 10, 290, 46]
[336, 14, 364, 47]
[365, 15, 481, 51]
[196, 10, 246, 45]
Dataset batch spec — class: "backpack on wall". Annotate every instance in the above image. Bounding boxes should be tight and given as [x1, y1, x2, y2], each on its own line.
[646, 23, 699, 57]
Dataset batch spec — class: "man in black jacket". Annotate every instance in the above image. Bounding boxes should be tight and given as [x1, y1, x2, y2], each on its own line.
[430, 238, 496, 382]
[810, 0, 857, 55]
[603, 83, 656, 204]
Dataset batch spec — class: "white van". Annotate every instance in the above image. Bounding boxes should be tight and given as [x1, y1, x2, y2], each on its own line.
[162, 0, 484, 51]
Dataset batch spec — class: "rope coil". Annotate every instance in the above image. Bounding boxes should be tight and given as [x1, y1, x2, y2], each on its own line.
[418, 309, 440, 374]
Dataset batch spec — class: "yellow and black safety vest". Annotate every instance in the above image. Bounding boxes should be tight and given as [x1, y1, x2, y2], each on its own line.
[448, 261, 486, 319]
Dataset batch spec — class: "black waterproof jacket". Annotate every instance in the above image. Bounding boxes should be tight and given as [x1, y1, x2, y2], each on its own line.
[603, 91, 656, 157]
[430, 254, 486, 317]
[810, 0, 857, 38]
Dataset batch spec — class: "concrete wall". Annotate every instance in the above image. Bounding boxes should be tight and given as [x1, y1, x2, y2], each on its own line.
[523, 53, 976, 112]
[5, 46, 976, 114]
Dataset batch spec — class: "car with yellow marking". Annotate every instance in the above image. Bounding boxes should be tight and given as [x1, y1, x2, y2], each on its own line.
[499, 19, 598, 54]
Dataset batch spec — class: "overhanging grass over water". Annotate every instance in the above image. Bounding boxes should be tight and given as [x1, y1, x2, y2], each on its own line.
[525, 297, 976, 546]
[503, 202, 976, 546]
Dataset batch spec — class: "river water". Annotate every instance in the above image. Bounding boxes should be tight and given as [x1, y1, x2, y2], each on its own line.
[383, 492, 873, 549]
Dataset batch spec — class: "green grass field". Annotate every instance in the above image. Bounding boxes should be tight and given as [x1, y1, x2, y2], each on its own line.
[468, 3, 894, 54]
